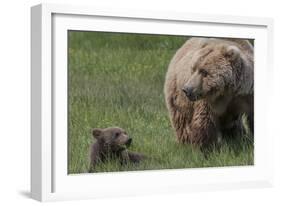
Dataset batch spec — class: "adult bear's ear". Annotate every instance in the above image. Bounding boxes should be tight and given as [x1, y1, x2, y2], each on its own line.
[224, 45, 241, 62]
[92, 128, 103, 139]
[223, 45, 245, 73]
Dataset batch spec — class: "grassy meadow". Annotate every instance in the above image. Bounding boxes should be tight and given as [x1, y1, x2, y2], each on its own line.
[68, 31, 254, 174]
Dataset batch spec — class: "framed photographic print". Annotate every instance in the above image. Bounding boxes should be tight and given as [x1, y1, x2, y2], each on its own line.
[31, 3, 274, 201]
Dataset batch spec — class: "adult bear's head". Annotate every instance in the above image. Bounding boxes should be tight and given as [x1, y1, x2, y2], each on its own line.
[182, 44, 244, 102]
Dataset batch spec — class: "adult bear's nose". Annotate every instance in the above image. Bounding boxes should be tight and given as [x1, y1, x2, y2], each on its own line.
[182, 87, 194, 97]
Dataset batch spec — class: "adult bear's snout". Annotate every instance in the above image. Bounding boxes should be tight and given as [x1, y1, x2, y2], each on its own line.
[182, 87, 196, 100]
[182, 87, 193, 95]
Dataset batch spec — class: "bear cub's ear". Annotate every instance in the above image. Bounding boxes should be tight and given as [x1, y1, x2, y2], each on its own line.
[92, 128, 103, 139]
[224, 45, 241, 61]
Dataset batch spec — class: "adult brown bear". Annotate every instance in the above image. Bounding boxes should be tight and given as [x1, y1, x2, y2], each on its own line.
[164, 38, 253, 148]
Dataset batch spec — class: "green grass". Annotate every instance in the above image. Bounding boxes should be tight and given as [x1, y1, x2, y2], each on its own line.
[68, 31, 254, 174]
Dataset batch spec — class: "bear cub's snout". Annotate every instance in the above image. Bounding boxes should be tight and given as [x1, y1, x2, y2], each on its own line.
[125, 138, 132, 147]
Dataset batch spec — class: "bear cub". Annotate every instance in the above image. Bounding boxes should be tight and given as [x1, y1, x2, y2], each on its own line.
[89, 127, 145, 172]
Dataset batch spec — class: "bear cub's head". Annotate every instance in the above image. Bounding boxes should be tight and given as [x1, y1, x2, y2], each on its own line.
[182, 44, 244, 102]
[92, 127, 132, 152]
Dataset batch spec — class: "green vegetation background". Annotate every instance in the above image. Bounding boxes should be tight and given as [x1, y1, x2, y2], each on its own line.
[68, 31, 253, 174]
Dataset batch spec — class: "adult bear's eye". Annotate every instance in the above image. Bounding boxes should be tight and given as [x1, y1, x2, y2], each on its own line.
[199, 69, 208, 77]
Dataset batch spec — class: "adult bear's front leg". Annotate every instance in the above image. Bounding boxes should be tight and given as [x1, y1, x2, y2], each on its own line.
[189, 101, 218, 148]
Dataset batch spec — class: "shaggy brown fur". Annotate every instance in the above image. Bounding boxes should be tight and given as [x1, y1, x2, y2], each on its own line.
[88, 127, 145, 172]
[164, 37, 253, 148]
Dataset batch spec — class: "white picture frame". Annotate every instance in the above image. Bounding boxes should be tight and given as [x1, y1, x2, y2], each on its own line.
[31, 3, 274, 202]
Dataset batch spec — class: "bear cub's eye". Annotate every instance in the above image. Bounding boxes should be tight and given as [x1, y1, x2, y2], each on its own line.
[114, 132, 121, 138]
[199, 69, 208, 77]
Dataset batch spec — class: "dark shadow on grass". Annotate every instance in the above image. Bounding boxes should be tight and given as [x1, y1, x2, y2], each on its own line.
[223, 134, 254, 156]
[200, 133, 254, 159]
